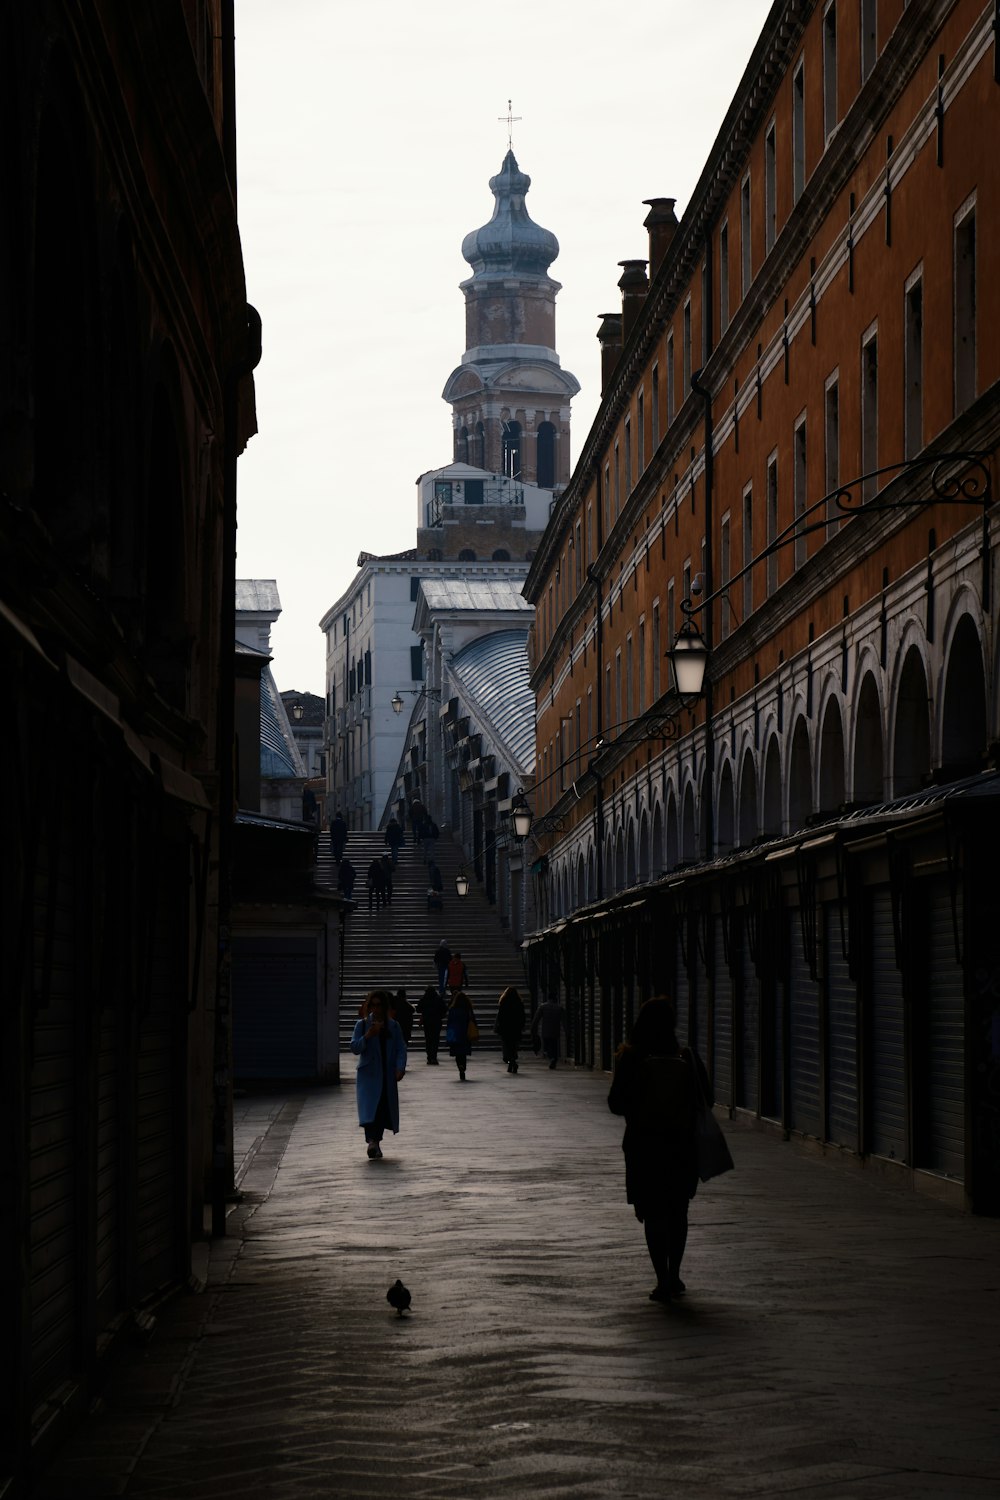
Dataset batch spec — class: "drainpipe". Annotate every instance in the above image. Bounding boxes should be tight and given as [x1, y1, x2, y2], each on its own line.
[690, 361, 715, 862]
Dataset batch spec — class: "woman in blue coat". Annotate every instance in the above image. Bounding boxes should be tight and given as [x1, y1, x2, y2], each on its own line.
[350, 990, 407, 1158]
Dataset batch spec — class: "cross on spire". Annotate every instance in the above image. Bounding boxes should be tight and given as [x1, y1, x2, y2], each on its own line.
[498, 99, 522, 152]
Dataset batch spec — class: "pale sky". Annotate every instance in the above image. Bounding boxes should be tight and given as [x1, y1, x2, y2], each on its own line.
[234, 0, 775, 695]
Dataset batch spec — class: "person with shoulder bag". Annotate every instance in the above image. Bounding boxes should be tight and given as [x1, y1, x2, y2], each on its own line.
[608, 995, 731, 1304]
[445, 990, 478, 1081]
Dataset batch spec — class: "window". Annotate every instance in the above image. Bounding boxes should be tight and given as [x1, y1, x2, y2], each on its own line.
[862, 327, 878, 499]
[667, 333, 675, 420]
[682, 561, 691, 610]
[682, 299, 692, 398]
[410, 645, 424, 681]
[605, 663, 612, 731]
[603, 464, 611, 539]
[575, 521, 582, 591]
[741, 173, 752, 296]
[954, 202, 976, 415]
[651, 366, 659, 448]
[624, 416, 632, 494]
[667, 580, 676, 653]
[536, 421, 556, 488]
[410, 576, 420, 601]
[637, 392, 645, 472]
[825, 373, 840, 535]
[860, 0, 877, 83]
[638, 618, 646, 713]
[586, 503, 593, 563]
[904, 271, 923, 459]
[458, 547, 477, 561]
[793, 416, 807, 570]
[719, 221, 730, 331]
[765, 122, 777, 253]
[701, 261, 710, 364]
[823, 3, 838, 140]
[720, 514, 731, 641]
[792, 59, 805, 203]
[652, 602, 661, 699]
[614, 441, 621, 518]
[626, 634, 634, 719]
[742, 483, 754, 621]
[501, 419, 522, 479]
[766, 454, 778, 596]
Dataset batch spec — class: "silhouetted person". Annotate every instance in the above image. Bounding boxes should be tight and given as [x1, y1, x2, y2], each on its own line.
[329, 810, 348, 862]
[337, 857, 357, 900]
[433, 940, 451, 998]
[495, 986, 526, 1074]
[531, 997, 567, 1068]
[391, 988, 414, 1042]
[384, 815, 404, 866]
[367, 857, 386, 912]
[415, 986, 446, 1064]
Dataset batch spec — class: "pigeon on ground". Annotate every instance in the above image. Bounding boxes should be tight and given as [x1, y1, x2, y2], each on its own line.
[387, 1279, 412, 1316]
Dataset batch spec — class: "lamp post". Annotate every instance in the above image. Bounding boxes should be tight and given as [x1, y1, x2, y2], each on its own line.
[391, 687, 441, 714]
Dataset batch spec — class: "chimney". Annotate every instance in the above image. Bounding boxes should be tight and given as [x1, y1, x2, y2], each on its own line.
[617, 259, 649, 344]
[596, 312, 623, 396]
[643, 198, 679, 280]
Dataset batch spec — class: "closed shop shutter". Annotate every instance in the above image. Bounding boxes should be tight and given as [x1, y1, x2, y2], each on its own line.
[135, 884, 185, 1298]
[869, 887, 907, 1163]
[788, 913, 821, 1138]
[29, 838, 79, 1405]
[737, 915, 759, 1112]
[95, 1003, 120, 1327]
[674, 933, 690, 1048]
[922, 881, 965, 1179]
[232, 937, 318, 1078]
[760, 975, 784, 1122]
[690, 939, 708, 1057]
[824, 903, 857, 1150]
[712, 919, 733, 1107]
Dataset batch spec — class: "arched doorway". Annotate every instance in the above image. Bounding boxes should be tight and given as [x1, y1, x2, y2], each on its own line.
[717, 761, 735, 852]
[892, 646, 931, 795]
[818, 695, 846, 814]
[738, 751, 758, 846]
[681, 785, 696, 861]
[536, 421, 556, 487]
[853, 672, 884, 804]
[762, 738, 782, 837]
[941, 615, 987, 779]
[788, 717, 812, 830]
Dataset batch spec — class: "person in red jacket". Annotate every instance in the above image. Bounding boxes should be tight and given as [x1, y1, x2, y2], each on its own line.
[446, 951, 468, 995]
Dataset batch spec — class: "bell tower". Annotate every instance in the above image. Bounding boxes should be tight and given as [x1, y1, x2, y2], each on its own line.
[442, 151, 579, 491]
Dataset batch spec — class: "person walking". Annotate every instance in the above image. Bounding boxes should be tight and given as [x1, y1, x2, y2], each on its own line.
[384, 815, 405, 866]
[531, 996, 567, 1069]
[391, 988, 414, 1043]
[329, 810, 348, 862]
[380, 854, 394, 907]
[445, 990, 477, 1081]
[494, 986, 526, 1074]
[607, 996, 712, 1303]
[367, 857, 386, 913]
[337, 857, 356, 900]
[415, 985, 446, 1064]
[433, 939, 451, 997]
[446, 950, 469, 997]
[350, 990, 407, 1159]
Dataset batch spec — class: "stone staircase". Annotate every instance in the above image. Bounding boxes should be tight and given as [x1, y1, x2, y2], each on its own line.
[316, 831, 527, 1052]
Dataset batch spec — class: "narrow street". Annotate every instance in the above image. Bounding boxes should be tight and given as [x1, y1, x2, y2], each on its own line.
[41, 1055, 1000, 1499]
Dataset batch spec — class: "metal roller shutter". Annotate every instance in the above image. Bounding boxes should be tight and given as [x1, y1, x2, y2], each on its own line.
[674, 934, 690, 1048]
[788, 913, 821, 1138]
[761, 975, 784, 1122]
[922, 881, 965, 1179]
[869, 888, 907, 1163]
[135, 889, 184, 1298]
[232, 937, 317, 1078]
[95, 1003, 120, 1326]
[29, 837, 79, 1405]
[824, 903, 858, 1150]
[712, 919, 732, 1107]
[738, 916, 759, 1112]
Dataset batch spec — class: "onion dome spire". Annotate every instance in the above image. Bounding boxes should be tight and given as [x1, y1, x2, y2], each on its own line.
[461, 151, 559, 278]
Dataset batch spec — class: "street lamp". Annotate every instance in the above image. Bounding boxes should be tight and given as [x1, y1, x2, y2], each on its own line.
[391, 691, 404, 715]
[510, 788, 533, 841]
[455, 870, 470, 898]
[291, 701, 304, 722]
[391, 687, 441, 714]
[666, 619, 709, 698]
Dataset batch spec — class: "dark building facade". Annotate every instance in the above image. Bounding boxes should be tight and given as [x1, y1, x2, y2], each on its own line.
[0, 3, 258, 1486]
[523, 0, 999, 1213]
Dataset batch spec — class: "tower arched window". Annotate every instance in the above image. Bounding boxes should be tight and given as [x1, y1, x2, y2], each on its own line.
[492, 549, 510, 561]
[457, 426, 469, 463]
[501, 419, 522, 480]
[536, 421, 556, 488]
[458, 548, 477, 561]
[474, 422, 485, 468]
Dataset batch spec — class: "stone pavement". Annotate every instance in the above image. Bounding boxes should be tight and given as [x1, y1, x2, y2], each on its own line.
[39, 1053, 1000, 1499]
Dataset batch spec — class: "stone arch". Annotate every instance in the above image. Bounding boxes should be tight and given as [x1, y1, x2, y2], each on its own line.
[587, 845, 596, 903]
[681, 782, 697, 862]
[492, 549, 511, 561]
[891, 641, 931, 795]
[626, 819, 637, 886]
[502, 419, 522, 479]
[852, 668, 885, 805]
[576, 851, 586, 910]
[458, 548, 476, 562]
[651, 800, 664, 877]
[738, 748, 758, 846]
[940, 610, 987, 778]
[666, 788, 679, 869]
[638, 809, 650, 882]
[787, 715, 812, 830]
[536, 421, 556, 488]
[614, 827, 626, 891]
[762, 735, 782, 837]
[817, 690, 846, 815]
[717, 759, 736, 852]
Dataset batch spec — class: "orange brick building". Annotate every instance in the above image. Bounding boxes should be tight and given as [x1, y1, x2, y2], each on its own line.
[522, 0, 999, 1211]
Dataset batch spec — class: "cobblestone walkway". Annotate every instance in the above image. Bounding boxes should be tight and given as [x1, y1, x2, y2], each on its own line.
[39, 1053, 1000, 1498]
